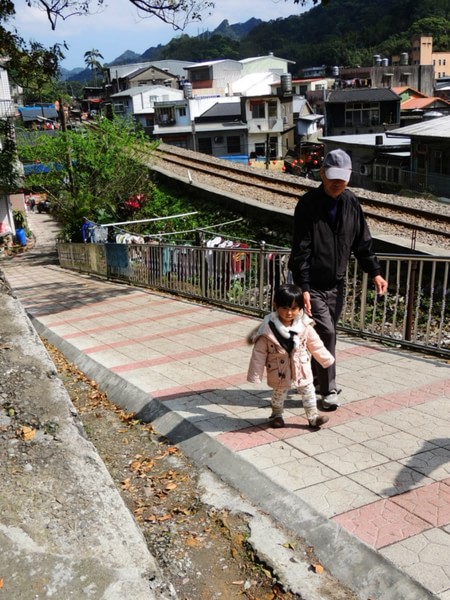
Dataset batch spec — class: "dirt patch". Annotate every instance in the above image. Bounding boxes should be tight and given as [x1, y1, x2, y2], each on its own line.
[43, 338, 358, 600]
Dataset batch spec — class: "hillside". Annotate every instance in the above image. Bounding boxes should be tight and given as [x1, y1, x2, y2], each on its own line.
[65, 0, 450, 82]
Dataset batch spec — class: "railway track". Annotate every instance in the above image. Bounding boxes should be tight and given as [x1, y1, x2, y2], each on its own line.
[148, 144, 450, 247]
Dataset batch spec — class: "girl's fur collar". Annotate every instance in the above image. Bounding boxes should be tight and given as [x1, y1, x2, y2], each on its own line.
[247, 310, 313, 346]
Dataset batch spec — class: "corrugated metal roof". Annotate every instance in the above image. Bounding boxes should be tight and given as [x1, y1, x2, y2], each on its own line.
[186, 59, 239, 69]
[320, 132, 410, 148]
[388, 115, 450, 137]
[328, 88, 400, 103]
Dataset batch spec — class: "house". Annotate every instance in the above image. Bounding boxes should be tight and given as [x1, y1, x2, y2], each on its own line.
[408, 34, 450, 80]
[241, 92, 294, 160]
[391, 86, 450, 126]
[336, 63, 435, 97]
[388, 115, 450, 197]
[110, 85, 184, 135]
[153, 68, 296, 160]
[153, 95, 247, 156]
[184, 59, 244, 95]
[240, 54, 295, 76]
[319, 132, 410, 192]
[184, 54, 294, 96]
[324, 87, 401, 136]
[292, 97, 323, 143]
[107, 60, 194, 94]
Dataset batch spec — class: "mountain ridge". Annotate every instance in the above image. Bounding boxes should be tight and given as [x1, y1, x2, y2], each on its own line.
[62, 1, 450, 83]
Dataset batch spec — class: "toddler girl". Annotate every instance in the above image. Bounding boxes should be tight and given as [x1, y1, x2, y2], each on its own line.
[247, 283, 334, 428]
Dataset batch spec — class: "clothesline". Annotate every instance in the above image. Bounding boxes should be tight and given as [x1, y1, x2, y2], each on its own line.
[99, 212, 198, 227]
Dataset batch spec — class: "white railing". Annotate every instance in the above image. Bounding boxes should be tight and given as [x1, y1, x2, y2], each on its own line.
[56, 242, 450, 357]
[0, 99, 15, 118]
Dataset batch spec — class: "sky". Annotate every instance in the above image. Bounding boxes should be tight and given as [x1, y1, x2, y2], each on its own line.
[10, 0, 310, 72]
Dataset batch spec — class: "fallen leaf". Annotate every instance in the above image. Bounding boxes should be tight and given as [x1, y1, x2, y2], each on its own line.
[144, 514, 157, 523]
[231, 580, 244, 585]
[185, 536, 202, 548]
[282, 542, 296, 550]
[165, 482, 177, 491]
[158, 513, 172, 522]
[0, 578, 3, 589]
[18, 426, 36, 441]
[311, 563, 324, 573]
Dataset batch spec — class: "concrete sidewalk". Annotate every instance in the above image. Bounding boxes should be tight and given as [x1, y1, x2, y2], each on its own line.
[2, 210, 450, 599]
[3, 260, 450, 599]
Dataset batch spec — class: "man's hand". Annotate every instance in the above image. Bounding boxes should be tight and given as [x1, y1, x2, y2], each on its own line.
[302, 291, 312, 316]
[373, 275, 388, 296]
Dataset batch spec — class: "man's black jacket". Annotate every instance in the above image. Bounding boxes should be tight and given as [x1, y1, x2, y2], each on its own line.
[289, 184, 381, 292]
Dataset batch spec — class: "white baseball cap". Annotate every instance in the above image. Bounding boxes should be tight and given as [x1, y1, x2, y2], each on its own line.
[323, 149, 352, 182]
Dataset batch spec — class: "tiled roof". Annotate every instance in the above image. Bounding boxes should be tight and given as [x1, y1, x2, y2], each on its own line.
[401, 97, 450, 109]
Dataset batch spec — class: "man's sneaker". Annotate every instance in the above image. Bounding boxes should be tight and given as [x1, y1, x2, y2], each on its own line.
[321, 389, 341, 410]
[269, 414, 285, 428]
[308, 415, 329, 428]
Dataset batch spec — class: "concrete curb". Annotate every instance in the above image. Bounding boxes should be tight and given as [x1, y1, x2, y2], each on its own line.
[0, 285, 169, 600]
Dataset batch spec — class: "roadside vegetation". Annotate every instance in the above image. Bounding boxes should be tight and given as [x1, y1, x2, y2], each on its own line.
[16, 118, 291, 247]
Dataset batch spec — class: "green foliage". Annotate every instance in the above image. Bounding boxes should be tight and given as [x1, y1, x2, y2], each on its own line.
[16, 117, 159, 239]
[0, 119, 21, 191]
[149, 0, 450, 75]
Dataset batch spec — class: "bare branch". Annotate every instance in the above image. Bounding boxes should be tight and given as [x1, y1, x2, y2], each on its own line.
[26, 0, 213, 31]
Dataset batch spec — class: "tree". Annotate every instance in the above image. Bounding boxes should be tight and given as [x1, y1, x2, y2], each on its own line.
[84, 48, 104, 86]
[16, 117, 159, 239]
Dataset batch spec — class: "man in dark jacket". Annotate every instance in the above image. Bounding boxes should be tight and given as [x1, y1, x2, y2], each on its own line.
[289, 149, 388, 409]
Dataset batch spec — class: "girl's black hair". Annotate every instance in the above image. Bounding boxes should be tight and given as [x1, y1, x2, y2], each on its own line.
[273, 283, 304, 309]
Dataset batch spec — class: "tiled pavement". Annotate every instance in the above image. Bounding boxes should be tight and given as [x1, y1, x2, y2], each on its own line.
[2, 216, 450, 599]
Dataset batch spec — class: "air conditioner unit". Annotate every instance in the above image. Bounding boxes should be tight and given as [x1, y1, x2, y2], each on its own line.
[360, 164, 372, 176]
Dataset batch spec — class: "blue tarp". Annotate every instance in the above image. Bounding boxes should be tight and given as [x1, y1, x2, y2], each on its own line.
[23, 162, 64, 175]
[18, 105, 58, 122]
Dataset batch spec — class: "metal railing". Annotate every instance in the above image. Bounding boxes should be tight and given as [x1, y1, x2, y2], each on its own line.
[57, 242, 450, 357]
[0, 99, 15, 118]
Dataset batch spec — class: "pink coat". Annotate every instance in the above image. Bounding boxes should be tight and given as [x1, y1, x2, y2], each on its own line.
[247, 312, 334, 390]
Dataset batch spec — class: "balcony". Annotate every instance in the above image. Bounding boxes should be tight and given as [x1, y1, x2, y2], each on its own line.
[0, 99, 15, 118]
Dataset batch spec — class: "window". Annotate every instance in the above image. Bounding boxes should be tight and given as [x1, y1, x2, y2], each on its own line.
[251, 101, 265, 119]
[227, 136, 241, 154]
[345, 102, 380, 128]
[198, 138, 212, 155]
[432, 149, 450, 174]
[255, 142, 265, 157]
[178, 107, 186, 117]
[374, 164, 400, 184]
[269, 136, 277, 158]
[190, 67, 211, 82]
[156, 107, 174, 125]
[268, 101, 277, 118]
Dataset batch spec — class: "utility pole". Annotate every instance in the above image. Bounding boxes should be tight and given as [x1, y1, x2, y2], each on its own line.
[57, 96, 75, 196]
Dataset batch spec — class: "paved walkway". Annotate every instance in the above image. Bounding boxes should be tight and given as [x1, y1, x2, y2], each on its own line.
[3, 210, 450, 599]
